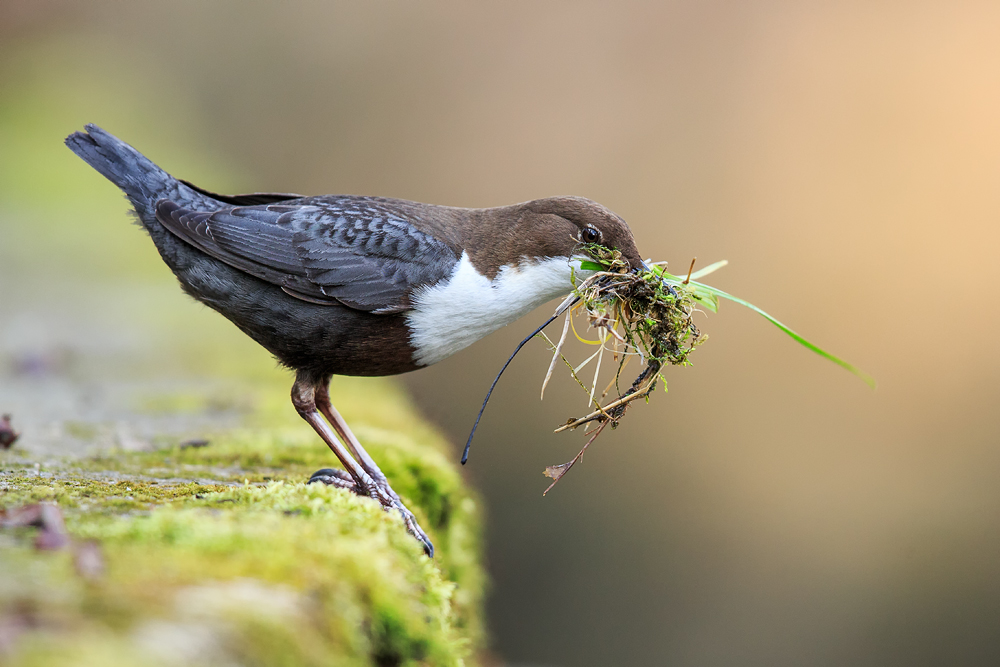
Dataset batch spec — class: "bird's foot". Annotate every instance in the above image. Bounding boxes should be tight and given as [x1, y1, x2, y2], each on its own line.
[308, 467, 434, 558]
[308, 468, 356, 491]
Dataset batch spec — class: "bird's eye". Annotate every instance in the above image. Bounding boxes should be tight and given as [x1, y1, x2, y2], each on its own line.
[580, 226, 602, 244]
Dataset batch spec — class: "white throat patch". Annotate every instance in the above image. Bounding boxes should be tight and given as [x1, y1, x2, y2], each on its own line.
[406, 253, 589, 366]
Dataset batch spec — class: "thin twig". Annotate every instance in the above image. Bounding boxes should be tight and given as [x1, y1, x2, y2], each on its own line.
[543, 420, 610, 496]
[588, 328, 606, 407]
[548, 334, 616, 422]
[541, 310, 572, 400]
[683, 257, 697, 285]
[601, 351, 632, 399]
[574, 347, 603, 373]
[553, 375, 657, 433]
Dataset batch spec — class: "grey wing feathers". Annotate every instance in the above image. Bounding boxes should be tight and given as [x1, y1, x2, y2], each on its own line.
[155, 199, 459, 313]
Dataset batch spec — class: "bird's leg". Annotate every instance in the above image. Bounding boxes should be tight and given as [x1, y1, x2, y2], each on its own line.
[291, 377, 377, 494]
[314, 380, 433, 557]
[293, 375, 433, 556]
[315, 382, 392, 490]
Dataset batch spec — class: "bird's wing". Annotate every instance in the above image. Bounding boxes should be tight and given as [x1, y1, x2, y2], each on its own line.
[154, 198, 461, 313]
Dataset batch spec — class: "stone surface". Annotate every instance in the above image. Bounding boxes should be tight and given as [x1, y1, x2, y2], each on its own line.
[0, 370, 485, 667]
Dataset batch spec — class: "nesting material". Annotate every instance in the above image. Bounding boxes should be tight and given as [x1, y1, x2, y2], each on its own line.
[540, 247, 873, 494]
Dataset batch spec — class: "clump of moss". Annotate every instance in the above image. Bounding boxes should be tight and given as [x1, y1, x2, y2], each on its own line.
[0, 481, 478, 667]
[0, 475, 227, 513]
[576, 244, 705, 368]
[1, 375, 485, 666]
[544, 247, 709, 447]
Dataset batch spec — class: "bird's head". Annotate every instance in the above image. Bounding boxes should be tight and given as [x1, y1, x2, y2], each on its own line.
[469, 196, 644, 280]
[530, 196, 644, 272]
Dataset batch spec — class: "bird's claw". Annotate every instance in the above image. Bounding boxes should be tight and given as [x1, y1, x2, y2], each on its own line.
[391, 502, 434, 558]
[308, 467, 434, 557]
[308, 468, 356, 491]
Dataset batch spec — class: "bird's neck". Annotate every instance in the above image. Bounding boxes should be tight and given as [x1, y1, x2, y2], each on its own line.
[405, 252, 584, 367]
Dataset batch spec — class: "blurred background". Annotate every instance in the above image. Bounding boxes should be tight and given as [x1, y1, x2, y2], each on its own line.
[2, 1, 1000, 665]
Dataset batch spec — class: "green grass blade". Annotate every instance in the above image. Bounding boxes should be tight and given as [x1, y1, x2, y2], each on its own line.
[688, 259, 729, 281]
[688, 288, 719, 313]
[690, 280, 876, 389]
[650, 267, 719, 312]
[636, 262, 873, 387]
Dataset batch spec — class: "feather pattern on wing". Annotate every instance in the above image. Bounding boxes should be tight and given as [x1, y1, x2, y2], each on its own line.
[155, 197, 461, 313]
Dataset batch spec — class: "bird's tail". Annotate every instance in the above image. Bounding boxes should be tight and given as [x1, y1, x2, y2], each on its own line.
[65, 124, 179, 217]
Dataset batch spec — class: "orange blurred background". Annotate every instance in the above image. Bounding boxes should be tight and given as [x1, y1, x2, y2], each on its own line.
[3, 2, 999, 664]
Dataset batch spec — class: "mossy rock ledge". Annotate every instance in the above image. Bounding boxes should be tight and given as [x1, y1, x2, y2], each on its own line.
[0, 375, 485, 667]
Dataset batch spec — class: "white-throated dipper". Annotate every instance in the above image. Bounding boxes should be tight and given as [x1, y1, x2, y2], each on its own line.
[66, 124, 644, 556]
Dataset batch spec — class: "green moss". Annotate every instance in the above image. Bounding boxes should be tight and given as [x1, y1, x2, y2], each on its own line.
[0, 475, 229, 512]
[1, 378, 485, 666]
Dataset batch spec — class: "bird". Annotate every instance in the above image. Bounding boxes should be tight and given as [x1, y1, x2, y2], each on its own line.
[65, 124, 645, 556]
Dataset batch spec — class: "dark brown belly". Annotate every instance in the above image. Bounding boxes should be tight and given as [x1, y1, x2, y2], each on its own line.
[227, 297, 421, 379]
[159, 233, 420, 379]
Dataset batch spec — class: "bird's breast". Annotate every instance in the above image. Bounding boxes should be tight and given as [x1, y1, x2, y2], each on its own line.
[405, 252, 581, 366]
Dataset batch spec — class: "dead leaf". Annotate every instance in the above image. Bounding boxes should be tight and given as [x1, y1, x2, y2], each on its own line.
[543, 462, 572, 481]
[0, 503, 44, 528]
[542, 420, 610, 496]
[0, 414, 19, 450]
[1, 502, 70, 550]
